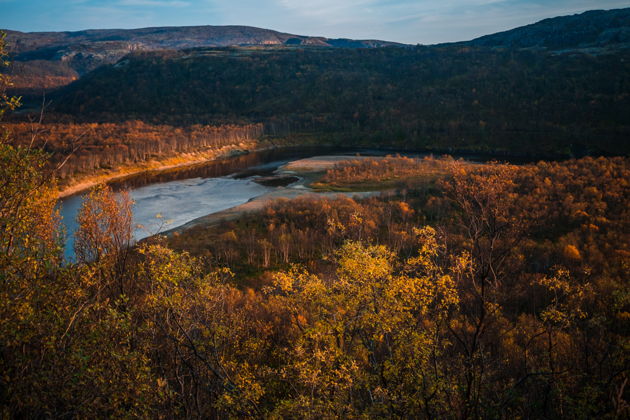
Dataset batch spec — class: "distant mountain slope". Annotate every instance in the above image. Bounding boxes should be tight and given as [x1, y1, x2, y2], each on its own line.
[1, 25, 402, 92]
[464, 8, 630, 51]
[50, 46, 630, 157]
[5, 8, 630, 93]
[5, 25, 402, 53]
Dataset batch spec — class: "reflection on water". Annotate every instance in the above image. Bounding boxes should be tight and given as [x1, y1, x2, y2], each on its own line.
[131, 177, 270, 240]
[106, 146, 345, 191]
[60, 177, 273, 261]
[58, 145, 523, 261]
[58, 146, 347, 261]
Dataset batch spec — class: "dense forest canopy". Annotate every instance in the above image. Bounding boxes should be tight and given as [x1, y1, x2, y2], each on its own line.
[2, 143, 629, 417]
[1, 8, 630, 418]
[49, 45, 630, 157]
[462, 7, 630, 50]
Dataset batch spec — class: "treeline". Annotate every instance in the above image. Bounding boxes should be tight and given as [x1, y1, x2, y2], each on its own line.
[49, 46, 630, 157]
[7, 120, 263, 179]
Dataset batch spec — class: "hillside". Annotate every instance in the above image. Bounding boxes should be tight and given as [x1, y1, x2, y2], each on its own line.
[5, 7, 629, 93]
[464, 7, 630, 51]
[50, 46, 630, 157]
[2, 25, 402, 92]
[6, 8, 630, 157]
[2, 6, 630, 418]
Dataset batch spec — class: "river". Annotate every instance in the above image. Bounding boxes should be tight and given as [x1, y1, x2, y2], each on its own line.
[58, 146, 524, 261]
[58, 147, 360, 260]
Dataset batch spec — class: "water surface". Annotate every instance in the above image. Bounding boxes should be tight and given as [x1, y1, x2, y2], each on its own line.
[58, 146, 515, 260]
[58, 147, 346, 260]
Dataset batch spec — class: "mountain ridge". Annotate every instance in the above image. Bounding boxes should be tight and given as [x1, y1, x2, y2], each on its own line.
[4, 25, 404, 52]
[3, 7, 629, 96]
[2, 25, 403, 92]
[462, 7, 630, 51]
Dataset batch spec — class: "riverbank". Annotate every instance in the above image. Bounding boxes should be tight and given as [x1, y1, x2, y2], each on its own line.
[161, 154, 475, 239]
[57, 140, 273, 198]
[161, 155, 395, 236]
[164, 187, 381, 237]
[59, 152, 366, 260]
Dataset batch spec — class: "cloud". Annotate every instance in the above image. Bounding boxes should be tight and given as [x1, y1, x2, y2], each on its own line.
[1, 0, 629, 43]
[277, 0, 376, 15]
[118, 0, 190, 7]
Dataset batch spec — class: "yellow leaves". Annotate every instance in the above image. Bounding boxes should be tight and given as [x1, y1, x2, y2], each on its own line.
[537, 268, 572, 294]
[408, 226, 440, 268]
[540, 307, 570, 325]
[436, 274, 459, 307]
[272, 271, 296, 294]
[269, 265, 323, 297]
[535, 267, 590, 328]
[350, 212, 363, 226]
[75, 184, 133, 263]
[264, 229, 464, 411]
[335, 241, 394, 283]
[326, 216, 346, 234]
[220, 230, 238, 242]
[137, 243, 200, 301]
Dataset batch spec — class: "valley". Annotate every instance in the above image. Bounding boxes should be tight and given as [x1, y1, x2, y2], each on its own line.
[1, 5, 629, 419]
[58, 149, 456, 260]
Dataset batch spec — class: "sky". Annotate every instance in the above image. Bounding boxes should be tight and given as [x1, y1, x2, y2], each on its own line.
[1, 0, 629, 44]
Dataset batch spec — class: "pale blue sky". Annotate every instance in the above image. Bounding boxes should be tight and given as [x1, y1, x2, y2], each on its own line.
[1, 0, 628, 44]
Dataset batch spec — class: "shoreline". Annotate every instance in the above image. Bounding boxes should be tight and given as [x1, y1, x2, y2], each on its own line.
[57, 140, 275, 199]
[161, 188, 382, 238]
[56, 142, 549, 199]
[159, 155, 396, 237]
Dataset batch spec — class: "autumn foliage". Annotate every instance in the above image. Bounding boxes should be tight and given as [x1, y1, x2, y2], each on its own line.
[1, 38, 628, 418]
[317, 154, 458, 188]
[2, 152, 629, 417]
[6, 120, 263, 180]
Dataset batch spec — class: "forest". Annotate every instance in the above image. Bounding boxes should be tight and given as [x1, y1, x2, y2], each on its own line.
[1, 20, 629, 419]
[6, 39, 629, 187]
[45, 45, 630, 157]
[3, 127, 628, 417]
[6, 120, 263, 181]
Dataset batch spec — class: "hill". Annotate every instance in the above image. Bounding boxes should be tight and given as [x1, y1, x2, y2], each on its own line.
[5, 7, 629, 94]
[463, 7, 630, 51]
[50, 45, 630, 157]
[6, 8, 630, 158]
[2, 25, 402, 92]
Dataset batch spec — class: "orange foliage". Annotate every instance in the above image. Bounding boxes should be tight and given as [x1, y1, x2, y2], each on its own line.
[6, 120, 263, 179]
[318, 154, 458, 187]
